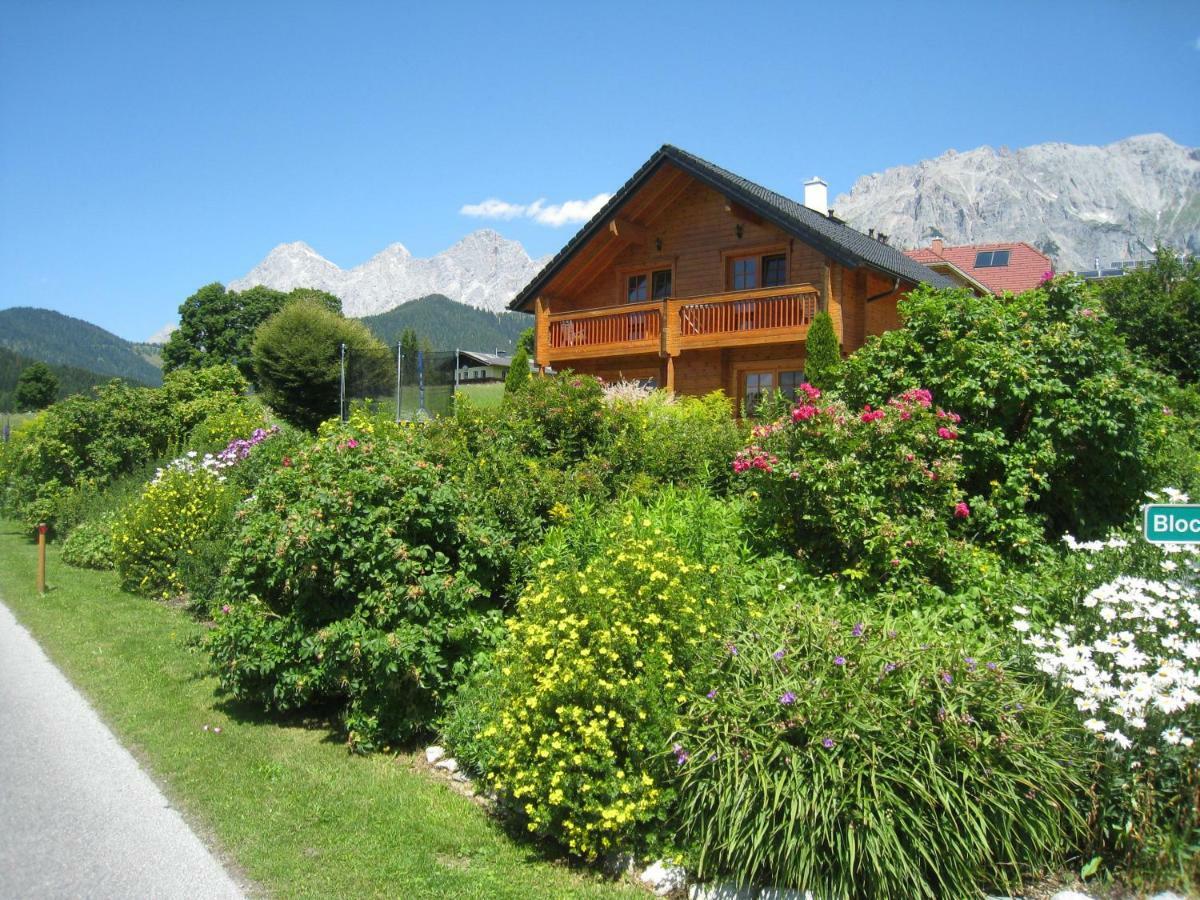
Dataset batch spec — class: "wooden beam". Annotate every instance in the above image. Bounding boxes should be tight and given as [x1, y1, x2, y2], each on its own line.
[608, 217, 647, 244]
[724, 198, 764, 225]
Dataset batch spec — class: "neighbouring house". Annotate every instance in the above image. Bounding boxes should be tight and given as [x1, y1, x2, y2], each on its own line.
[456, 350, 513, 383]
[903, 239, 1052, 295]
[509, 145, 952, 416]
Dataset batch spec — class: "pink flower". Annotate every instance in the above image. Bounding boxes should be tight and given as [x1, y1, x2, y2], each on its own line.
[221, 604, 231, 614]
[791, 404, 818, 423]
[346, 439, 359, 449]
[860, 405, 885, 423]
[799, 383, 821, 401]
[899, 388, 933, 408]
[954, 501, 970, 519]
[937, 427, 958, 441]
[1040, 270, 1055, 285]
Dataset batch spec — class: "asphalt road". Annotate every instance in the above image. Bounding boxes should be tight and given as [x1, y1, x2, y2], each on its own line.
[0, 600, 246, 899]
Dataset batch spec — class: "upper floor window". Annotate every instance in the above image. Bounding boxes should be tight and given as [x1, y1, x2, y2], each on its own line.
[975, 250, 1011, 268]
[627, 268, 672, 302]
[729, 251, 788, 291]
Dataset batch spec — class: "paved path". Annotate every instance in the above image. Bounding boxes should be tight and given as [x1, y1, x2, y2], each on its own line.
[0, 600, 246, 899]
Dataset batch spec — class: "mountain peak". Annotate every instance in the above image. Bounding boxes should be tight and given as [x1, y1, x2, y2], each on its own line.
[230, 232, 544, 318]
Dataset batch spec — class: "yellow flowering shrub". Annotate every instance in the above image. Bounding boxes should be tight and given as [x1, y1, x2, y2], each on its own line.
[468, 520, 736, 859]
[112, 460, 234, 598]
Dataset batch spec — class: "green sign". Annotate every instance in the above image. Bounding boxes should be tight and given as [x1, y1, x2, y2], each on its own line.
[1143, 504, 1200, 544]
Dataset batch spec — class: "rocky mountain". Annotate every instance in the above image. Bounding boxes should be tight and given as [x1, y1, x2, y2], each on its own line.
[831, 134, 1200, 272]
[229, 229, 549, 318]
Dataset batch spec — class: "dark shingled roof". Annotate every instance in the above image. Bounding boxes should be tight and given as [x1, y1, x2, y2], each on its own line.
[510, 144, 953, 311]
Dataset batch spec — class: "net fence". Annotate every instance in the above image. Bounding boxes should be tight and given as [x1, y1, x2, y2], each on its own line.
[340, 345, 460, 421]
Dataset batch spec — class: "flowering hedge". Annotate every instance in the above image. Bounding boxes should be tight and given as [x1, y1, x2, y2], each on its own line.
[112, 453, 235, 597]
[733, 385, 978, 590]
[1020, 493, 1200, 879]
[461, 506, 738, 860]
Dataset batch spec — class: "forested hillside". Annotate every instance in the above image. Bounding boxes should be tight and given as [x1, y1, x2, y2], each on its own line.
[0, 307, 163, 385]
[0, 346, 128, 411]
[361, 294, 530, 351]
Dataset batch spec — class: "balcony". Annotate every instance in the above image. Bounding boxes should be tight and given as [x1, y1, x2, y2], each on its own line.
[538, 284, 820, 364]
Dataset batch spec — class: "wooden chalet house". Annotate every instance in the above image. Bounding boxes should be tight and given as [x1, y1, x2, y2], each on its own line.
[508, 145, 952, 416]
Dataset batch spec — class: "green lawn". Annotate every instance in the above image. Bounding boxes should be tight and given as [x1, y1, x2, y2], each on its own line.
[0, 521, 640, 899]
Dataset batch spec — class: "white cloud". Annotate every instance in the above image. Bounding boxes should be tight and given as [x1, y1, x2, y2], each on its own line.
[460, 192, 611, 227]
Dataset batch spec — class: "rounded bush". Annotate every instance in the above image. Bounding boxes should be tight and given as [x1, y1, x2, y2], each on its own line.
[61, 513, 116, 570]
[674, 596, 1087, 898]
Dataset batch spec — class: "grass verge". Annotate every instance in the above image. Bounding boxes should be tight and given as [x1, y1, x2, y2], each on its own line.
[0, 520, 639, 899]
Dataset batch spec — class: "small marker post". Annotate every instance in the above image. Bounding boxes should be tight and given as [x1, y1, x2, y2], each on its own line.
[36, 523, 47, 595]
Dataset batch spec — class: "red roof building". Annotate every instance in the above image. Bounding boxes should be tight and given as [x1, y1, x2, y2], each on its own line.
[903, 239, 1052, 295]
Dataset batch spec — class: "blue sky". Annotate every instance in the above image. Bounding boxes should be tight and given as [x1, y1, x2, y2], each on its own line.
[2, 0, 1198, 341]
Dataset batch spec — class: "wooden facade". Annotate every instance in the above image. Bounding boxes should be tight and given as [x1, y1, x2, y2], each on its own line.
[513, 153, 928, 416]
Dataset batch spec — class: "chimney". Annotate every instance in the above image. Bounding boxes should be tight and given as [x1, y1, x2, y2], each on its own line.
[931, 238, 944, 255]
[803, 177, 828, 215]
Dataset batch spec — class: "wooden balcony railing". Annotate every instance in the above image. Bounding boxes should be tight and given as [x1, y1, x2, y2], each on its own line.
[538, 284, 820, 364]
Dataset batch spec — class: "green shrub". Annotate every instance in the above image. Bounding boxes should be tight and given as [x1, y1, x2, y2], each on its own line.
[206, 416, 508, 751]
[455, 491, 743, 860]
[604, 390, 741, 495]
[187, 396, 270, 453]
[504, 344, 531, 393]
[61, 512, 116, 570]
[841, 280, 1170, 542]
[112, 457, 235, 598]
[499, 373, 608, 462]
[675, 595, 1088, 898]
[803, 310, 841, 391]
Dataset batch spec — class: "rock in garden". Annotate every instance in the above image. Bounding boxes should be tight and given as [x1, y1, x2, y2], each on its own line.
[434, 757, 458, 773]
[640, 860, 687, 896]
[424, 745, 446, 765]
[688, 883, 758, 900]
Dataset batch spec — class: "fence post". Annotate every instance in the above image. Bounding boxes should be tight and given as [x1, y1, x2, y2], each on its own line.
[339, 343, 347, 423]
[36, 523, 47, 595]
[400, 343, 410, 424]
[417, 350, 425, 414]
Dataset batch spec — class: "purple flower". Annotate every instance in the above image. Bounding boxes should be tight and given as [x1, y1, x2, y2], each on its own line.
[672, 743, 689, 765]
[941, 672, 953, 685]
[883, 662, 897, 674]
[821, 737, 834, 749]
[986, 662, 999, 672]
[779, 691, 797, 706]
[887, 630, 898, 640]
[726, 643, 739, 657]
[834, 656, 846, 667]
[936, 707, 948, 723]
[772, 649, 785, 661]
[851, 622, 864, 638]
[706, 689, 718, 700]
[963, 657, 977, 671]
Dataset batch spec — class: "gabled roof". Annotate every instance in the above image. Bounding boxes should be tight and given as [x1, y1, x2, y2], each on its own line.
[905, 241, 1052, 295]
[457, 350, 512, 368]
[510, 144, 953, 311]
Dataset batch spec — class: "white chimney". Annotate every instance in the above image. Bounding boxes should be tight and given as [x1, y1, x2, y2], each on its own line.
[804, 177, 828, 215]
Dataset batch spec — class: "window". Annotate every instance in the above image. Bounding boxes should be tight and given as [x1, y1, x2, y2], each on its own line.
[975, 250, 1011, 268]
[627, 274, 648, 302]
[728, 249, 789, 291]
[651, 269, 672, 300]
[743, 372, 774, 418]
[626, 268, 672, 303]
[762, 253, 787, 287]
[778, 369, 806, 400]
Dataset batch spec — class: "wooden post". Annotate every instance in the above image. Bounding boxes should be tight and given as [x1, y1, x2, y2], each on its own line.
[534, 296, 551, 371]
[36, 523, 47, 595]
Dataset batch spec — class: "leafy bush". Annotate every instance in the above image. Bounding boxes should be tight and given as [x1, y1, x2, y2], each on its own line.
[840, 280, 1170, 542]
[1096, 248, 1200, 385]
[206, 417, 509, 751]
[499, 372, 608, 462]
[603, 390, 741, 495]
[453, 491, 744, 859]
[1020, 496, 1200, 886]
[187, 397, 270, 453]
[505, 344, 531, 393]
[0, 365, 247, 532]
[674, 595, 1088, 898]
[112, 455, 235, 597]
[61, 512, 116, 570]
